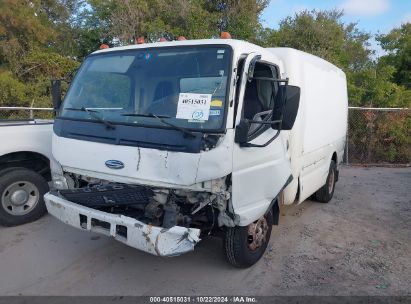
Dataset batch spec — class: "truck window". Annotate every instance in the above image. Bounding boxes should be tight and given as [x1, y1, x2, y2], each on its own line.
[242, 62, 277, 135]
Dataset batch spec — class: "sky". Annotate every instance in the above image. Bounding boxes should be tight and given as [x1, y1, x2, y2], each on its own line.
[261, 0, 411, 56]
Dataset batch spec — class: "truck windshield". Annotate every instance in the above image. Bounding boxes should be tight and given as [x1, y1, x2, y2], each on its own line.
[60, 46, 232, 131]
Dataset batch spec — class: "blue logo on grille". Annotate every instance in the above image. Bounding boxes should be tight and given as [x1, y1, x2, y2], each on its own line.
[105, 160, 124, 169]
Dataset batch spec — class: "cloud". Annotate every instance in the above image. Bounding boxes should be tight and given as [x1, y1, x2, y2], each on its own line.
[339, 0, 390, 16]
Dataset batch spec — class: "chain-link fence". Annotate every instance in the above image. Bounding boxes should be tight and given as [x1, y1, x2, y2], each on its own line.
[347, 107, 410, 165]
[0, 107, 54, 120]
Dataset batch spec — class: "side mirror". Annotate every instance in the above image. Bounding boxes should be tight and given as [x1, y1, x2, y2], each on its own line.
[51, 79, 62, 111]
[234, 119, 250, 144]
[281, 85, 300, 130]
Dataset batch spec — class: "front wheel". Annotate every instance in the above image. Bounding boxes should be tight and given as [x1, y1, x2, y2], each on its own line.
[224, 210, 273, 268]
[0, 168, 48, 226]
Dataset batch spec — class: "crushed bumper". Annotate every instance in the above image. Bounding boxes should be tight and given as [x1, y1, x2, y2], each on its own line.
[44, 192, 201, 256]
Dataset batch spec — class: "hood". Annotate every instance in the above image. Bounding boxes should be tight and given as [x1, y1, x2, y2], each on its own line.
[52, 131, 234, 188]
[53, 135, 201, 187]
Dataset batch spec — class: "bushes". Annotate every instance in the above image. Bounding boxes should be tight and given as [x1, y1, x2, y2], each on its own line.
[348, 109, 411, 164]
[0, 72, 27, 107]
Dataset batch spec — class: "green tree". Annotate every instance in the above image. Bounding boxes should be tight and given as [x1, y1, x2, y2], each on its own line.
[69, 0, 114, 57]
[0, 72, 27, 106]
[260, 9, 411, 108]
[348, 64, 411, 108]
[85, 0, 268, 44]
[0, 0, 79, 108]
[377, 23, 411, 89]
[206, 0, 269, 41]
[262, 9, 372, 71]
[0, 0, 57, 74]
[86, 0, 220, 44]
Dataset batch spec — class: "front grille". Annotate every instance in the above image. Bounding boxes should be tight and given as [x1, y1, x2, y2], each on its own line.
[59, 184, 153, 208]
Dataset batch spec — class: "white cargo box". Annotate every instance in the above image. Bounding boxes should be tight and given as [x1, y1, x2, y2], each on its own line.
[267, 48, 348, 203]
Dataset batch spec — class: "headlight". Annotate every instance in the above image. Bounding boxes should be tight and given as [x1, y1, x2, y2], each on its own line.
[52, 177, 68, 190]
[50, 160, 68, 190]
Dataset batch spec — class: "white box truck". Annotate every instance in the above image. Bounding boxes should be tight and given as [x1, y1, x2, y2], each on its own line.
[44, 38, 347, 267]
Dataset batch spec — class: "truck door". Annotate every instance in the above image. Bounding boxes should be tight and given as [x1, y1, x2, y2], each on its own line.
[231, 54, 292, 226]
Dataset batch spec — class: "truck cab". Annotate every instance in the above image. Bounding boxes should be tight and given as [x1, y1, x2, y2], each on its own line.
[45, 39, 347, 267]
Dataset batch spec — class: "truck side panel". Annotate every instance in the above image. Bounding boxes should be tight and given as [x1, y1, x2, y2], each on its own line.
[0, 122, 54, 160]
[267, 48, 348, 205]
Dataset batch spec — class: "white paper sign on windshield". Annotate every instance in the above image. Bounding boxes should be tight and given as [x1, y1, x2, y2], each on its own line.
[176, 93, 212, 121]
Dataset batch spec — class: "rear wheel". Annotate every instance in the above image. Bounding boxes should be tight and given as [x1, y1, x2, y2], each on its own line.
[224, 210, 273, 268]
[314, 160, 337, 203]
[0, 168, 48, 226]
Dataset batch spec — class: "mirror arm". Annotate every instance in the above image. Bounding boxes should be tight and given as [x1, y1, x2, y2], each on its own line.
[247, 119, 282, 125]
[250, 77, 289, 83]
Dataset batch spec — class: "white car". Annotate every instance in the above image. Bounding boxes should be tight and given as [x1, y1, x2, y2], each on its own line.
[0, 120, 54, 226]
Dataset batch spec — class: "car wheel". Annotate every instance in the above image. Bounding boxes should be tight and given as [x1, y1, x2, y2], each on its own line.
[0, 168, 48, 226]
[224, 209, 273, 268]
[314, 160, 337, 203]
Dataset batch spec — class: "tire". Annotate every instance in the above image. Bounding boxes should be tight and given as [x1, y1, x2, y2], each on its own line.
[0, 168, 49, 226]
[314, 160, 337, 203]
[224, 210, 273, 268]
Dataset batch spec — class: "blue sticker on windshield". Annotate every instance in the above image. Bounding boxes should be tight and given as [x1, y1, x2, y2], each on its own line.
[209, 109, 221, 116]
[144, 53, 152, 60]
[192, 110, 205, 120]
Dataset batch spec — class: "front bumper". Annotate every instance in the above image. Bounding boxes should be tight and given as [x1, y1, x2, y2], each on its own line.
[44, 192, 201, 256]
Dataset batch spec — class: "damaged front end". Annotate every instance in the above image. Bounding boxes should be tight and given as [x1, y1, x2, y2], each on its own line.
[45, 175, 237, 256]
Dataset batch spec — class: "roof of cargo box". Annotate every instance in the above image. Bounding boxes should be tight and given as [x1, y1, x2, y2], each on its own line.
[267, 47, 344, 75]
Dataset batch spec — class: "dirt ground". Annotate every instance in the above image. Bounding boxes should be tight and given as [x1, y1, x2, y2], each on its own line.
[0, 166, 410, 296]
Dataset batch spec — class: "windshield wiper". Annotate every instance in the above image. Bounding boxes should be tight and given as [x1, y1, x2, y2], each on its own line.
[121, 113, 170, 118]
[121, 112, 196, 138]
[65, 107, 116, 129]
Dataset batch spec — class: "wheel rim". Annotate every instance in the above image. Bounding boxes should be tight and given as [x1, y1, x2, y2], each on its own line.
[247, 216, 269, 251]
[1, 181, 39, 216]
[328, 169, 335, 194]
